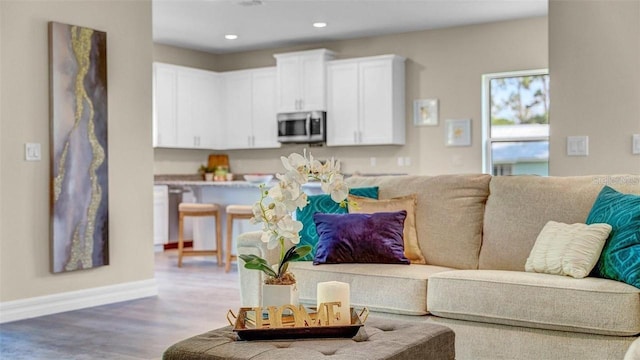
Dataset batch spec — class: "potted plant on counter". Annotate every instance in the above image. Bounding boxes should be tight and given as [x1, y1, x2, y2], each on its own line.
[239, 150, 351, 306]
[198, 164, 216, 181]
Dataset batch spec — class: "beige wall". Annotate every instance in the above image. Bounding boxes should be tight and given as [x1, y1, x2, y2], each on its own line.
[153, 17, 549, 176]
[0, 0, 154, 302]
[153, 43, 218, 71]
[549, 0, 640, 175]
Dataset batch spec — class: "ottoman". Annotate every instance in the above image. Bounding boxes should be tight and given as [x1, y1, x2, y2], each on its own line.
[163, 317, 455, 360]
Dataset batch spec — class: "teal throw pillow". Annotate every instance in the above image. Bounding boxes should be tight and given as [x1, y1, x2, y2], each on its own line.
[586, 186, 640, 288]
[296, 187, 379, 261]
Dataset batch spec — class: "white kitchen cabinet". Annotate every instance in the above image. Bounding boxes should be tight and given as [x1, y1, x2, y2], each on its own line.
[153, 185, 169, 248]
[326, 55, 406, 146]
[274, 49, 335, 113]
[153, 63, 178, 147]
[223, 67, 280, 149]
[153, 62, 223, 149]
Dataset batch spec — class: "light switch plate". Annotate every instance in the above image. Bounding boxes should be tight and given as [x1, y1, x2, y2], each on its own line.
[25, 143, 41, 161]
[633, 134, 640, 155]
[567, 136, 589, 156]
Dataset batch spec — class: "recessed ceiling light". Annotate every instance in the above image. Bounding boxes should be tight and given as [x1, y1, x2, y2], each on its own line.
[225, 34, 238, 40]
[313, 22, 327, 28]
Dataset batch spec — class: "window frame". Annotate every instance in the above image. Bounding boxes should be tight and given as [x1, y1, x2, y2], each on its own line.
[481, 68, 549, 175]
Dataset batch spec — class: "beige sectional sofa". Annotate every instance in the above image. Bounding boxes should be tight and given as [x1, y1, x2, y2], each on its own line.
[237, 174, 640, 359]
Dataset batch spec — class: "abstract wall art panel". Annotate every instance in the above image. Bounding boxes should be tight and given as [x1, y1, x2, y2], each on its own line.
[49, 22, 109, 273]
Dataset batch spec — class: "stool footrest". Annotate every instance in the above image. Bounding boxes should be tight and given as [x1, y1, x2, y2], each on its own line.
[181, 250, 219, 256]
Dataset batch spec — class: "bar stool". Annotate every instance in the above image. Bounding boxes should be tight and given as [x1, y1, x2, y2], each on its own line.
[178, 203, 222, 267]
[225, 204, 253, 272]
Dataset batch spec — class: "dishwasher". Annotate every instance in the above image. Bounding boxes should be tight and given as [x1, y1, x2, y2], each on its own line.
[167, 186, 194, 246]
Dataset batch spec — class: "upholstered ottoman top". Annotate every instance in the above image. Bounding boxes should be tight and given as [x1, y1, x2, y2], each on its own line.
[163, 317, 455, 360]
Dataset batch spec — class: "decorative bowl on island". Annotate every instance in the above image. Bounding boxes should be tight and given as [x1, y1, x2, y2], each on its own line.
[243, 174, 274, 184]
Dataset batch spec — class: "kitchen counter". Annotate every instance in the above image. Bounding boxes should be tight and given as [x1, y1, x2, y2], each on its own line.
[153, 179, 323, 190]
[155, 180, 272, 188]
[154, 177, 323, 253]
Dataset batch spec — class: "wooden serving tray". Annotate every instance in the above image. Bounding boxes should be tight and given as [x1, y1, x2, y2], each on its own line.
[227, 307, 368, 341]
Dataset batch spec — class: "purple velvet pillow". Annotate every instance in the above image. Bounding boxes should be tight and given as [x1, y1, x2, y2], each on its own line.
[312, 211, 410, 265]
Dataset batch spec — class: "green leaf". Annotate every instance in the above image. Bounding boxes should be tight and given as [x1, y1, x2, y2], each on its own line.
[239, 254, 277, 278]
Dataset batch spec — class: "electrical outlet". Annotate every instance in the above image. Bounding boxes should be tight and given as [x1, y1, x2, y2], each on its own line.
[567, 136, 589, 156]
[25, 143, 41, 161]
[397, 157, 404, 167]
[633, 134, 640, 155]
[370, 157, 377, 167]
[404, 157, 411, 166]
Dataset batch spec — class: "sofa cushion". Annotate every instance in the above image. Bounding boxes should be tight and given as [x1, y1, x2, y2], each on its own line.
[348, 194, 425, 264]
[346, 174, 491, 269]
[586, 186, 640, 288]
[289, 262, 456, 315]
[296, 187, 378, 261]
[525, 221, 611, 278]
[312, 211, 409, 265]
[427, 270, 640, 336]
[480, 175, 640, 271]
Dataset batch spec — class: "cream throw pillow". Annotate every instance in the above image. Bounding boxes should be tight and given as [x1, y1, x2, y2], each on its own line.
[348, 194, 426, 264]
[525, 221, 612, 278]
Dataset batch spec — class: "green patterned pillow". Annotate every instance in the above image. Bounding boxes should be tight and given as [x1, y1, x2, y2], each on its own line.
[295, 187, 379, 261]
[586, 186, 640, 288]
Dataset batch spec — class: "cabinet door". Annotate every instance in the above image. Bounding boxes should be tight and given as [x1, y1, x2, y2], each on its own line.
[251, 68, 280, 149]
[153, 185, 168, 245]
[176, 70, 199, 148]
[190, 71, 220, 149]
[276, 56, 300, 113]
[359, 60, 394, 145]
[299, 54, 326, 111]
[224, 71, 254, 149]
[153, 64, 178, 147]
[326, 62, 360, 146]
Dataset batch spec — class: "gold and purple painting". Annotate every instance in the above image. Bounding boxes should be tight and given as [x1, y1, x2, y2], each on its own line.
[49, 22, 108, 273]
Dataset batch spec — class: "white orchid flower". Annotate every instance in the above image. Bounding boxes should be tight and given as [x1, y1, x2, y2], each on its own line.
[245, 150, 349, 282]
[329, 180, 349, 203]
[276, 217, 303, 245]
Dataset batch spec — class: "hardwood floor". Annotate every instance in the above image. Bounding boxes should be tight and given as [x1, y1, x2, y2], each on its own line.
[0, 250, 242, 360]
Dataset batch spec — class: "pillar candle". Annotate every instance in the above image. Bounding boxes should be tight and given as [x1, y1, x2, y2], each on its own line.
[317, 281, 350, 325]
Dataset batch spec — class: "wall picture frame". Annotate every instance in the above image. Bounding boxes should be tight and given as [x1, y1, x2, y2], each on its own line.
[49, 22, 109, 273]
[445, 119, 471, 146]
[413, 99, 438, 126]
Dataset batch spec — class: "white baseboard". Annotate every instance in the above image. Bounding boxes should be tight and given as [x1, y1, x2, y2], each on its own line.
[0, 278, 158, 324]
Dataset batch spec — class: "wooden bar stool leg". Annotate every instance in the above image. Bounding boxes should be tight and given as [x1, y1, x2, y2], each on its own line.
[178, 211, 184, 268]
[215, 211, 223, 267]
[225, 214, 233, 273]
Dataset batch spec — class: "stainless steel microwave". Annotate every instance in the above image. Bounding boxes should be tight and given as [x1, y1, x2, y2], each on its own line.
[277, 111, 326, 144]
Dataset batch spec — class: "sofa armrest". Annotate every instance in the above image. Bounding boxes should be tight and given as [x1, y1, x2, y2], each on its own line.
[236, 231, 295, 307]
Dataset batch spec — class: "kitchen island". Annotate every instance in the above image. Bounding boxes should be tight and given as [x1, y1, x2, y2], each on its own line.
[153, 178, 323, 262]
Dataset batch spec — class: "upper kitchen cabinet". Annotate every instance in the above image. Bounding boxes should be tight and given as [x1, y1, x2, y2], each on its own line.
[153, 63, 178, 147]
[274, 49, 335, 113]
[326, 55, 406, 147]
[223, 67, 280, 149]
[153, 62, 223, 149]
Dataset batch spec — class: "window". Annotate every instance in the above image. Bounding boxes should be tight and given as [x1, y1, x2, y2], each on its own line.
[482, 70, 550, 176]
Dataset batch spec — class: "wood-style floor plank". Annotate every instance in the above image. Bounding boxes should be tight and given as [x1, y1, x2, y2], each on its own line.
[0, 250, 241, 359]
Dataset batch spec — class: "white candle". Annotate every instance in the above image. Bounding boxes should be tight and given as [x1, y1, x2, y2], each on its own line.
[317, 281, 350, 325]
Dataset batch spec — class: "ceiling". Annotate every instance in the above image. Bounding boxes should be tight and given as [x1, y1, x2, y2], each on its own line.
[153, 0, 548, 55]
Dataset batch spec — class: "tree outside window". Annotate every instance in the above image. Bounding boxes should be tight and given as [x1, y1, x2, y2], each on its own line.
[482, 69, 550, 176]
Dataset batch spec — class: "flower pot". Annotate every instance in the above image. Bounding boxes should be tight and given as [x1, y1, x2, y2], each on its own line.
[204, 173, 214, 181]
[262, 283, 299, 307]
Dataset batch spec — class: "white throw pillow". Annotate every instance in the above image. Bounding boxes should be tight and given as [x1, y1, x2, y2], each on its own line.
[525, 221, 612, 278]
